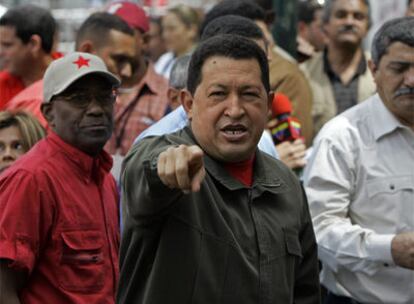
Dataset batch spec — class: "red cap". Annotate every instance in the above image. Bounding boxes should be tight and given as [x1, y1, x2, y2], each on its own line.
[105, 1, 149, 33]
[271, 93, 292, 116]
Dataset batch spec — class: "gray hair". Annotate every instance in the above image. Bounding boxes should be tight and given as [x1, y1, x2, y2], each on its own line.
[322, 0, 371, 27]
[169, 55, 191, 90]
[371, 16, 414, 66]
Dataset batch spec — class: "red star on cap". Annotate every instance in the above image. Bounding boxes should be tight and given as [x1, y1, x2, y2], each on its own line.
[73, 55, 90, 69]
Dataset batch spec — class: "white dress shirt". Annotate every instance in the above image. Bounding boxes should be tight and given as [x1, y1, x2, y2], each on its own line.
[304, 94, 414, 304]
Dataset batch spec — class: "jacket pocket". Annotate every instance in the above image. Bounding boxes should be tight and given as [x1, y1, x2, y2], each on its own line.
[58, 230, 105, 292]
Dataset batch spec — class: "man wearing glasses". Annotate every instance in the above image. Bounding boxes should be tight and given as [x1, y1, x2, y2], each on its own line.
[0, 52, 120, 304]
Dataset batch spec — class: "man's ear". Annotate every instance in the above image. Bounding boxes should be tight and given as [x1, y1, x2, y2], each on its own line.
[368, 59, 377, 78]
[29, 34, 42, 54]
[167, 87, 181, 111]
[267, 91, 274, 110]
[77, 40, 95, 53]
[181, 89, 194, 120]
[41, 103, 55, 128]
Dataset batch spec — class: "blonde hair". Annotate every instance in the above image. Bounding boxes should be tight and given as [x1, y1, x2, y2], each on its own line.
[0, 111, 46, 152]
[168, 4, 201, 31]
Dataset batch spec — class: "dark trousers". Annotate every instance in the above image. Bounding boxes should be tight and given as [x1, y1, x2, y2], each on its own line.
[324, 292, 363, 304]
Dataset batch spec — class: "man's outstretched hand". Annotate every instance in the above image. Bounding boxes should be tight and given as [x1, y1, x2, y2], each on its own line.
[157, 145, 205, 193]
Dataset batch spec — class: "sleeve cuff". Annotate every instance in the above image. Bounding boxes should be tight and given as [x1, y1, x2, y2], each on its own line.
[366, 233, 395, 265]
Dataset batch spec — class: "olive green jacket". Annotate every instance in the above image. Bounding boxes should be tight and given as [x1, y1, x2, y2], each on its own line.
[118, 127, 320, 304]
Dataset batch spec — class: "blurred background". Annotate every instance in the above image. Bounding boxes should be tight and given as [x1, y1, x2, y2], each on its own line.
[0, 0, 409, 60]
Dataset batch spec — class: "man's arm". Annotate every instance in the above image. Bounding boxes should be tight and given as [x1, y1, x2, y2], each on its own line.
[122, 138, 205, 222]
[303, 134, 395, 275]
[0, 260, 25, 304]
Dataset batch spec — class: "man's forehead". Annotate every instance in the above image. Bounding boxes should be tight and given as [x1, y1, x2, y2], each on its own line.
[384, 42, 414, 59]
[0, 25, 17, 39]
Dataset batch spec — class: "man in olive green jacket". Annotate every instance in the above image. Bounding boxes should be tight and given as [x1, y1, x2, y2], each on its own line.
[118, 35, 320, 304]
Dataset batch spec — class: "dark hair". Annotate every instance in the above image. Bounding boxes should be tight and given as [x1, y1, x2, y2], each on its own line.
[298, 1, 323, 24]
[409, 0, 413, 6]
[169, 55, 191, 89]
[187, 34, 270, 95]
[322, 0, 371, 27]
[371, 16, 414, 66]
[200, 0, 266, 36]
[75, 12, 134, 49]
[0, 4, 56, 53]
[201, 15, 264, 42]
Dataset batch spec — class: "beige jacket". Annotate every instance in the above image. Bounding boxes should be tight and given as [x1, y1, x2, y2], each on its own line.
[300, 52, 376, 137]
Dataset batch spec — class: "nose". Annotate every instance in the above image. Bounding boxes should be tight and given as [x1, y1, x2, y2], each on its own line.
[1, 146, 17, 162]
[85, 98, 106, 116]
[404, 65, 414, 87]
[119, 63, 132, 79]
[224, 94, 245, 118]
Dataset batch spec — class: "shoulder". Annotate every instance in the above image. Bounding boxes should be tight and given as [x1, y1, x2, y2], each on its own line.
[315, 98, 374, 149]
[7, 80, 43, 106]
[300, 52, 323, 74]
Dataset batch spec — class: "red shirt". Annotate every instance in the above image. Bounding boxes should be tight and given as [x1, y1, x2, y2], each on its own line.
[6, 79, 48, 128]
[0, 132, 119, 304]
[0, 71, 25, 110]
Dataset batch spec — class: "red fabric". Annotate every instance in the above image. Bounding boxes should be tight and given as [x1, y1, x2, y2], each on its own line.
[105, 63, 169, 156]
[0, 132, 120, 304]
[6, 79, 48, 128]
[224, 155, 255, 187]
[105, 1, 149, 32]
[0, 71, 25, 110]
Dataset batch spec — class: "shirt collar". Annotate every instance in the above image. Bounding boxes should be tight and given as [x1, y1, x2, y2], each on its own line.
[370, 94, 407, 141]
[323, 48, 367, 79]
[136, 62, 163, 95]
[47, 131, 113, 181]
[181, 126, 289, 194]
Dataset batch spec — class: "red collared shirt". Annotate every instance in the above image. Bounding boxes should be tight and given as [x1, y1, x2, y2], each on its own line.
[0, 71, 25, 110]
[0, 132, 120, 304]
[105, 63, 169, 156]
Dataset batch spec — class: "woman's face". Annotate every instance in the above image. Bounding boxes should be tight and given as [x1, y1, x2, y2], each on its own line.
[162, 12, 197, 56]
[0, 125, 25, 174]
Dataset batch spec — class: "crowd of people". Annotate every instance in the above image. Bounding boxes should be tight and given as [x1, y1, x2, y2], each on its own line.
[0, 0, 413, 303]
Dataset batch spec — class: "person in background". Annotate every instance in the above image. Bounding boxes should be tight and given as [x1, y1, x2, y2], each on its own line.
[0, 111, 45, 174]
[118, 34, 320, 304]
[0, 52, 120, 304]
[304, 16, 414, 304]
[146, 16, 166, 63]
[0, 4, 56, 110]
[406, 0, 414, 16]
[101, 3, 169, 175]
[166, 55, 191, 111]
[6, 11, 136, 129]
[301, 0, 376, 136]
[297, 0, 327, 63]
[135, 15, 278, 160]
[201, 0, 314, 147]
[155, 4, 200, 79]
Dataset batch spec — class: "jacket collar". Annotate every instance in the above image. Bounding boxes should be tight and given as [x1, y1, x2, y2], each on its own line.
[370, 94, 408, 141]
[181, 127, 289, 195]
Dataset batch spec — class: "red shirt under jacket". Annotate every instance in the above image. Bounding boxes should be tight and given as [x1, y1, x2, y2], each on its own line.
[0, 132, 120, 304]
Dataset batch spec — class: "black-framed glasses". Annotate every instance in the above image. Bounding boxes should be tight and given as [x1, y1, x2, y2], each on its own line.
[53, 90, 117, 109]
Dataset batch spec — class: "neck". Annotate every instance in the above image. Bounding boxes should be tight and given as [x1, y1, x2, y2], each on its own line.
[21, 54, 53, 87]
[327, 42, 362, 72]
[121, 58, 148, 89]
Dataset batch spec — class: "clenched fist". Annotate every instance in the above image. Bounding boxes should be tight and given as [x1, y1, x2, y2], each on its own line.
[157, 145, 205, 193]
